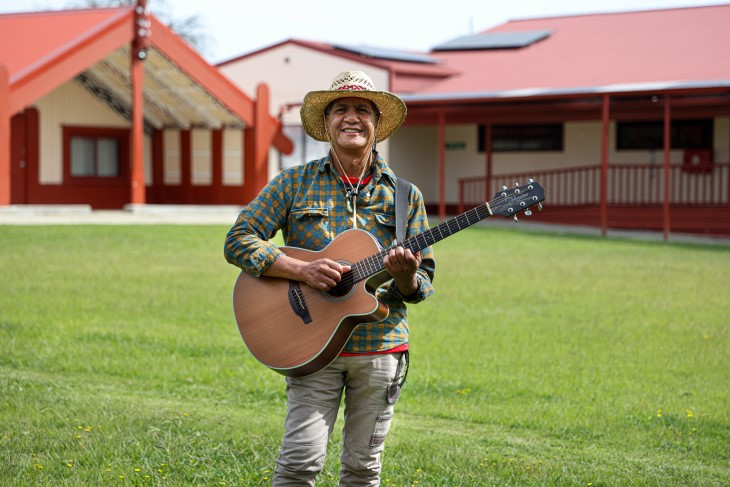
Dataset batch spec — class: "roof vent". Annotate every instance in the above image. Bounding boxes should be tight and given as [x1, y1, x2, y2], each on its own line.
[432, 30, 552, 51]
[333, 43, 440, 64]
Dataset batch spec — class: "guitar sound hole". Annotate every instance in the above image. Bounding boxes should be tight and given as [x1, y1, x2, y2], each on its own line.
[326, 281, 354, 299]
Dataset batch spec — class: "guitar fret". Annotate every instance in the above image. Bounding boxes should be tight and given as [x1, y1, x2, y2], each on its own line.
[350, 197, 530, 283]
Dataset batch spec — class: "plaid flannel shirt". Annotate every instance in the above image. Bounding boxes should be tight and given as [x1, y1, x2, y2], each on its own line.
[224, 153, 435, 353]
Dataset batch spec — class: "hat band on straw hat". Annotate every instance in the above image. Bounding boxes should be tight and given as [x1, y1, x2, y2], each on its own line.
[337, 84, 367, 91]
[300, 70, 407, 143]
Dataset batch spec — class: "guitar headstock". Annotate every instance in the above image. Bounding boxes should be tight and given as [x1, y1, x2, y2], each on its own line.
[489, 180, 545, 220]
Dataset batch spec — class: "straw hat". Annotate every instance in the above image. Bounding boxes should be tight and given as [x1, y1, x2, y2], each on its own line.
[300, 70, 407, 143]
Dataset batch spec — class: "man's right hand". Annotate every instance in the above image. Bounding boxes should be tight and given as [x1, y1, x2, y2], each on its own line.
[264, 255, 351, 291]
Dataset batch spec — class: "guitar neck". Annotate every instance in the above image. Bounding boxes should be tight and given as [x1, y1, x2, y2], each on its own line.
[350, 203, 492, 282]
[341, 179, 544, 285]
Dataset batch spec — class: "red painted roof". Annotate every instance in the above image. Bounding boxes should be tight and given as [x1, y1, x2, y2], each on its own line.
[218, 38, 457, 93]
[0, 8, 130, 80]
[416, 5, 730, 98]
[0, 8, 260, 127]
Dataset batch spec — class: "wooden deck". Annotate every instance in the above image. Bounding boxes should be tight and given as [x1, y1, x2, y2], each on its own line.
[456, 163, 730, 237]
[525, 205, 730, 237]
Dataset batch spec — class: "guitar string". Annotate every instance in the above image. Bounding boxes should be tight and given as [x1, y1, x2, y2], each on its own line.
[291, 188, 541, 305]
[324, 189, 541, 291]
[294, 190, 540, 302]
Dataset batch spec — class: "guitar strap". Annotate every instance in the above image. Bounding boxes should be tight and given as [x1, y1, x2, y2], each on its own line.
[395, 177, 411, 245]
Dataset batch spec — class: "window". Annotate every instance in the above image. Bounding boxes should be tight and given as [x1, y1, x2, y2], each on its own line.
[616, 119, 713, 150]
[280, 125, 329, 170]
[70, 137, 119, 177]
[478, 124, 563, 152]
[64, 127, 129, 181]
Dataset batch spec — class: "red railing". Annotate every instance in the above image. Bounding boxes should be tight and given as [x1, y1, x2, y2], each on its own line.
[459, 163, 730, 211]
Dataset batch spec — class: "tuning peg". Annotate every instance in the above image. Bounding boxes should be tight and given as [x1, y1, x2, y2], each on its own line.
[524, 209, 532, 216]
[538, 203, 543, 212]
[501, 185, 508, 191]
[513, 215, 519, 222]
[515, 182, 520, 188]
[527, 178, 534, 184]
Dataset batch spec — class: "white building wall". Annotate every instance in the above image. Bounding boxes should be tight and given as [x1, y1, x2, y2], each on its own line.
[33, 81, 158, 185]
[223, 128, 244, 185]
[389, 126, 439, 200]
[34, 81, 145, 184]
[191, 128, 211, 185]
[394, 118, 730, 204]
[163, 130, 181, 185]
[220, 43, 392, 166]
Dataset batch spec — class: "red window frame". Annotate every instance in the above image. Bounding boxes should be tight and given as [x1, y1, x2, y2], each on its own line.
[63, 126, 130, 185]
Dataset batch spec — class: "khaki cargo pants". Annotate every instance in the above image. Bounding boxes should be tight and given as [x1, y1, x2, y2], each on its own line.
[272, 352, 405, 486]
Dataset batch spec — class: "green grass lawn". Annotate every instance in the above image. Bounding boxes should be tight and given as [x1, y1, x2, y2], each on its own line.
[1, 224, 728, 486]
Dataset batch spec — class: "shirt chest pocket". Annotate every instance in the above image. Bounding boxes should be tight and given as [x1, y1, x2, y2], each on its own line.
[289, 206, 331, 249]
[373, 212, 397, 246]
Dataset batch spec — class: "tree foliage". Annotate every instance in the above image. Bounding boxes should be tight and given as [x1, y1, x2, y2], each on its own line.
[67, 0, 212, 55]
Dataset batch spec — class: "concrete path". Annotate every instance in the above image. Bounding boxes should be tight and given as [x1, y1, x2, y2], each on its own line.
[1, 204, 728, 246]
[0, 204, 242, 226]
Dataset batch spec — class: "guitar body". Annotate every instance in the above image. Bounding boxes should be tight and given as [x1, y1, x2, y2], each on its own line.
[231, 180, 545, 377]
[232, 229, 390, 377]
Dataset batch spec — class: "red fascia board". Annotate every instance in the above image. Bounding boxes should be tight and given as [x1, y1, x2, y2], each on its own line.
[289, 39, 455, 77]
[149, 16, 254, 126]
[216, 39, 294, 67]
[218, 38, 395, 74]
[217, 38, 455, 89]
[403, 84, 730, 108]
[9, 9, 133, 114]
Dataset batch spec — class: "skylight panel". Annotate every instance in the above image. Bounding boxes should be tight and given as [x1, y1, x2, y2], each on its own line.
[432, 30, 552, 51]
[333, 43, 440, 64]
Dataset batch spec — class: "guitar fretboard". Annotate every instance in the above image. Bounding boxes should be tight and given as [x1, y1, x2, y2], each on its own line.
[348, 203, 492, 283]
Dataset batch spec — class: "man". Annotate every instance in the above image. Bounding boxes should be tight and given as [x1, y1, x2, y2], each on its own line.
[224, 70, 435, 485]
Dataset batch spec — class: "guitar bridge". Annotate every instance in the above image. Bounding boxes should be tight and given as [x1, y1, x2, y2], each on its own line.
[288, 281, 312, 324]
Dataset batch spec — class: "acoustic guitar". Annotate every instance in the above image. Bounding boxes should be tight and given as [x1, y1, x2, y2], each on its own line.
[232, 180, 545, 377]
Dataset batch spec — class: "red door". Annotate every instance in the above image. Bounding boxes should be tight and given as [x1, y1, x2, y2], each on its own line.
[10, 111, 27, 204]
[9, 108, 38, 205]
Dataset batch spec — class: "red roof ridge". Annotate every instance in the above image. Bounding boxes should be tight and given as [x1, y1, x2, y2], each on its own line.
[9, 8, 132, 85]
[494, 2, 730, 28]
[0, 6, 132, 18]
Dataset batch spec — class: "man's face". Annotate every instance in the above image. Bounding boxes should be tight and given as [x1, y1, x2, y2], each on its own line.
[325, 97, 378, 152]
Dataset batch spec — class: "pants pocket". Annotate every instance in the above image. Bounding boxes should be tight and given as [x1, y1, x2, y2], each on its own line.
[369, 409, 393, 448]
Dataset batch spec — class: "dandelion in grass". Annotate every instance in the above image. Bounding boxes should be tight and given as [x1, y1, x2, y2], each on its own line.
[656, 409, 662, 418]
[456, 388, 471, 396]
[685, 409, 694, 418]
